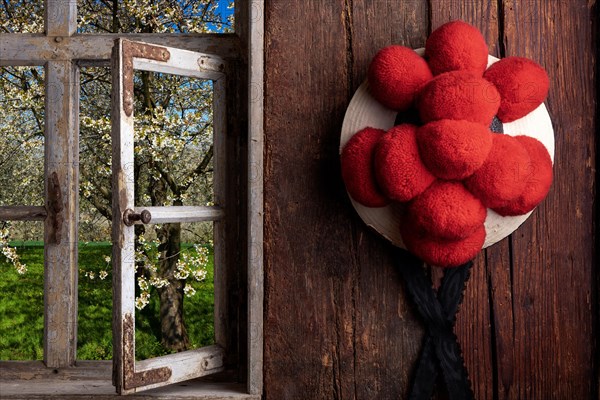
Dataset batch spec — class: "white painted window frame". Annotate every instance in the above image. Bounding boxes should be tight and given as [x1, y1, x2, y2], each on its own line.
[0, 0, 264, 398]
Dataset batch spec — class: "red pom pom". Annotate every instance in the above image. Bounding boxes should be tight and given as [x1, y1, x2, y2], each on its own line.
[374, 124, 436, 202]
[368, 45, 433, 111]
[417, 71, 500, 125]
[341, 127, 389, 207]
[417, 120, 493, 179]
[408, 181, 487, 240]
[425, 21, 489, 76]
[465, 134, 531, 209]
[493, 135, 553, 216]
[483, 57, 550, 122]
[401, 223, 486, 268]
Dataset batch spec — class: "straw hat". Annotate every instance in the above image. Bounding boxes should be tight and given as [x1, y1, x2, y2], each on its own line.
[340, 23, 554, 267]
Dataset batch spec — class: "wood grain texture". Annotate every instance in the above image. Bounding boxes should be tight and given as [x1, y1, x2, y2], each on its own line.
[489, 1, 597, 399]
[0, 206, 48, 221]
[263, 0, 598, 399]
[350, 2, 429, 399]
[264, 2, 353, 398]
[43, 59, 79, 368]
[0, 34, 240, 66]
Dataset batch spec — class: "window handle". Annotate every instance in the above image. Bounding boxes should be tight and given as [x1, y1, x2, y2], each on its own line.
[122, 209, 152, 226]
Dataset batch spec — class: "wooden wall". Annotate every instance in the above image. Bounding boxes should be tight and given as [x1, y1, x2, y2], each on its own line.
[263, 1, 598, 399]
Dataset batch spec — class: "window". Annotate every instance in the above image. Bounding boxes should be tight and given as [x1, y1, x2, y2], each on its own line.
[0, 0, 263, 398]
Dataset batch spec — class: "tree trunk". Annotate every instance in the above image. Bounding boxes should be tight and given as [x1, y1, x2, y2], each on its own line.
[157, 221, 190, 351]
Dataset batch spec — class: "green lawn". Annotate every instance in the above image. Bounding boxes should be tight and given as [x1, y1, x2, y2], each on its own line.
[0, 242, 215, 360]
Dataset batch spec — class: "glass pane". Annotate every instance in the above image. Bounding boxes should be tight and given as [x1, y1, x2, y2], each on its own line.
[0, 1, 44, 33]
[133, 72, 215, 208]
[0, 221, 44, 360]
[77, 66, 113, 360]
[77, 242, 113, 360]
[79, 66, 112, 236]
[77, 0, 234, 34]
[0, 66, 45, 206]
[134, 221, 215, 359]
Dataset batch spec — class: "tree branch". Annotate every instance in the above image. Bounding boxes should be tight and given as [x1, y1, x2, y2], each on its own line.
[183, 144, 213, 191]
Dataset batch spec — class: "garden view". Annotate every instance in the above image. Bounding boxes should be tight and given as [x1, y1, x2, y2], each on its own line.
[0, 0, 233, 360]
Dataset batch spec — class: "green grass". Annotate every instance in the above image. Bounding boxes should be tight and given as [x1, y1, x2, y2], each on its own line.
[0, 243, 215, 360]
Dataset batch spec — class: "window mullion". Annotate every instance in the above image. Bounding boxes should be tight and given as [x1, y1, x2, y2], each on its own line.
[43, 60, 80, 368]
[246, 0, 264, 395]
[43, 0, 79, 369]
[45, 0, 77, 37]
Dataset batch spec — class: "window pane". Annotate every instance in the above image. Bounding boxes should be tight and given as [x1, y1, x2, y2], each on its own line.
[134, 221, 215, 359]
[78, 68, 218, 360]
[0, 221, 44, 360]
[77, 0, 234, 34]
[133, 72, 215, 208]
[77, 66, 113, 360]
[79, 66, 112, 238]
[77, 241, 113, 360]
[0, 1, 44, 33]
[0, 66, 45, 207]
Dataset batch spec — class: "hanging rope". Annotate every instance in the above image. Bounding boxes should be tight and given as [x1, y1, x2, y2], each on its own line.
[394, 249, 474, 400]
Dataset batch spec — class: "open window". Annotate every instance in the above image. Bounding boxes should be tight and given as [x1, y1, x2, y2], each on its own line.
[0, 1, 263, 397]
[111, 39, 229, 394]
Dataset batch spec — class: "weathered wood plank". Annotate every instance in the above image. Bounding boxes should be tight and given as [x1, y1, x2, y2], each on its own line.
[245, 0, 265, 395]
[264, 1, 353, 399]
[212, 72, 229, 356]
[0, 206, 47, 221]
[0, 361, 111, 381]
[133, 345, 225, 393]
[132, 206, 224, 224]
[489, 1, 596, 399]
[45, 0, 77, 37]
[132, 46, 226, 80]
[0, 34, 240, 66]
[43, 59, 79, 368]
[264, 1, 597, 400]
[43, 0, 79, 370]
[110, 37, 136, 394]
[0, 359, 248, 400]
[349, 1, 429, 399]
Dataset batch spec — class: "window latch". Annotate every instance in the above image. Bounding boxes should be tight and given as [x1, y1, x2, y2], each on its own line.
[122, 209, 151, 226]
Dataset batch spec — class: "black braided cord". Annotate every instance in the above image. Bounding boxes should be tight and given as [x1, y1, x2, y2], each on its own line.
[394, 249, 474, 400]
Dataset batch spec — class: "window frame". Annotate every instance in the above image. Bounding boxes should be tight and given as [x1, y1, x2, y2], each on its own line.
[0, 0, 264, 398]
[111, 38, 228, 394]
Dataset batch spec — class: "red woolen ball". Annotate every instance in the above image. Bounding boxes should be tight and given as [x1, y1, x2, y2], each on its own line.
[417, 120, 493, 179]
[407, 181, 487, 240]
[374, 124, 436, 202]
[493, 135, 553, 216]
[341, 127, 389, 207]
[401, 223, 486, 268]
[484, 57, 550, 122]
[368, 45, 433, 111]
[465, 134, 531, 209]
[425, 21, 489, 76]
[417, 71, 501, 125]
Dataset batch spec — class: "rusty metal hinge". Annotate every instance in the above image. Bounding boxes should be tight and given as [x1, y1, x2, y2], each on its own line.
[122, 313, 171, 390]
[47, 171, 63, 244]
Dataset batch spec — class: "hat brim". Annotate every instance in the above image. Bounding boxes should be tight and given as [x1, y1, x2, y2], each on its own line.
[340, 48, 554, 249]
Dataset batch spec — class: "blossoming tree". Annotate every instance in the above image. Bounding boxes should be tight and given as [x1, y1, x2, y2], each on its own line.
[0, 0, 233, 351]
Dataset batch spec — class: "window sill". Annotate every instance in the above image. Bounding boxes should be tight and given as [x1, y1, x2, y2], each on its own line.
[0, 379, 260, 399]
[0, 362, 259, 399]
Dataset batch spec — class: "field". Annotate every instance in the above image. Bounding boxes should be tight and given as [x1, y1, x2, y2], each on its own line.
[0, 242, 215, 360]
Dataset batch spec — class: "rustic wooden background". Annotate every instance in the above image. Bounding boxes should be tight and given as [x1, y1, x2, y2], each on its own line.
[263, 1, 598, 399]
